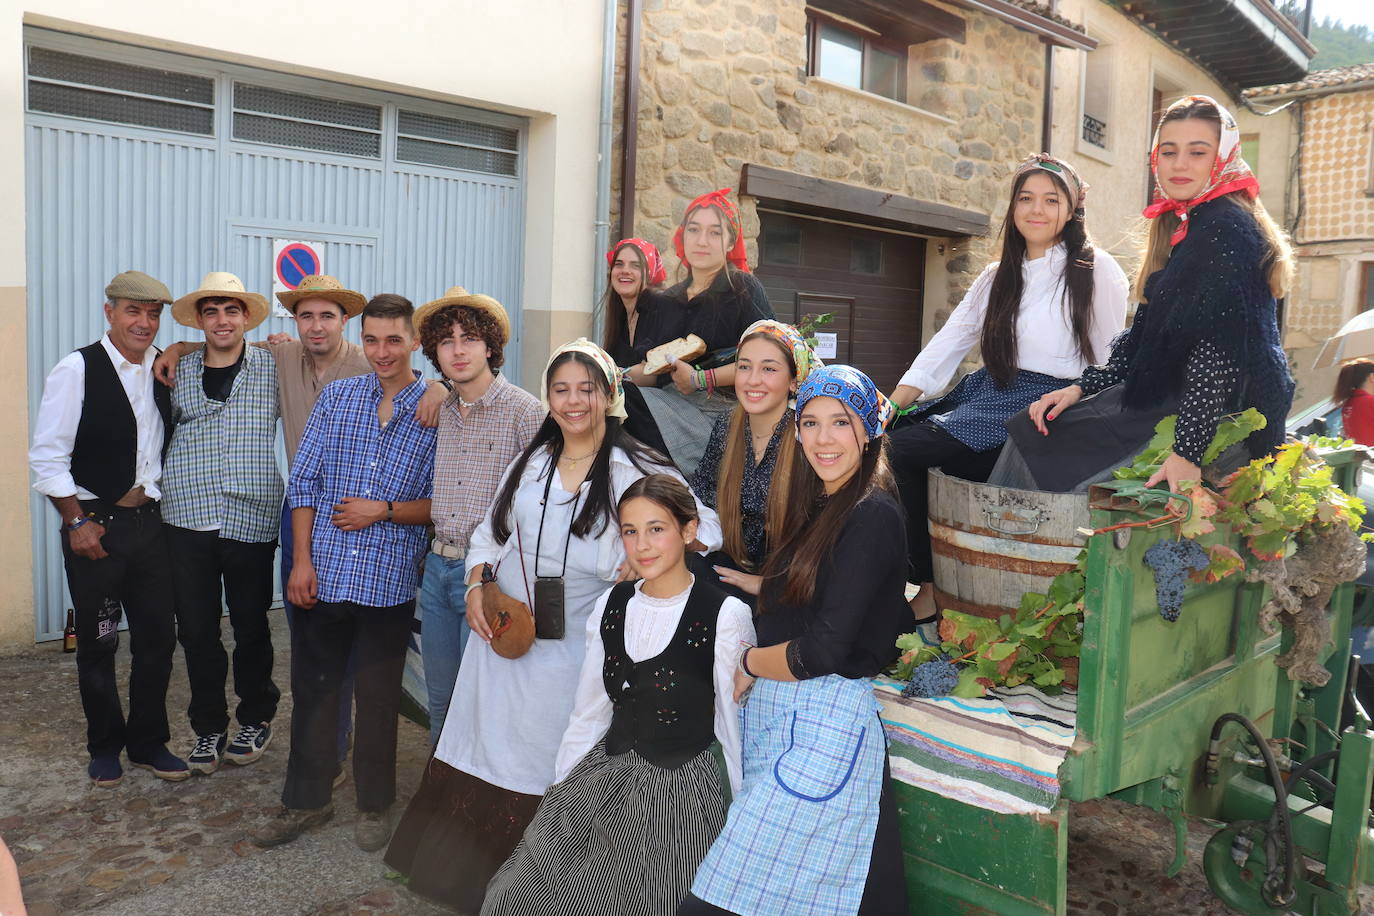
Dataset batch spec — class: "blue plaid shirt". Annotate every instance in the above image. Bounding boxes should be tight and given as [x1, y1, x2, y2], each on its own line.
[288, 373, 436, 607]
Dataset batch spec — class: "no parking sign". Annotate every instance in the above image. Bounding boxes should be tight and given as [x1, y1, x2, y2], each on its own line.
[271, 239, 325, 317]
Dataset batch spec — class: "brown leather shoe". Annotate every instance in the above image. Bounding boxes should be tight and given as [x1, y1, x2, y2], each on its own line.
[251, 804, 334, 848]
[354, 808, 393, 852]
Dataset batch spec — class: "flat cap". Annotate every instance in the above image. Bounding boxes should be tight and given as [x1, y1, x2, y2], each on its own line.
[105, 270, 172, 304]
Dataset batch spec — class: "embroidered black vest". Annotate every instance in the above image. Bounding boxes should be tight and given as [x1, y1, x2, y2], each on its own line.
[601, 578, 722, 769]
[70, 342, 172, 502]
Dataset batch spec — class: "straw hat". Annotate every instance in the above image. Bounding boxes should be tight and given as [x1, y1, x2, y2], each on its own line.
[275, 274, 367, 317]
[413, 287, 511, 346]
[172, 272, 270, 329]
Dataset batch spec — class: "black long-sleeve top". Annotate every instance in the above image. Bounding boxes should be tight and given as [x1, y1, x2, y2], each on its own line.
[606, 290, 680, 368]
[756, 489, 909, 680]
[1074, 198, 1292, 465]
[663, 269, 775, 355]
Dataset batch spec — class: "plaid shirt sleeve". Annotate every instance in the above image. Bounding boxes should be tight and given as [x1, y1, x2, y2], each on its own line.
[288, 384, 331, 510]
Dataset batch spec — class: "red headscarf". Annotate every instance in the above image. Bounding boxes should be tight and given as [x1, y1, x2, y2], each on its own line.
[1142, 95, 1259, 246]
[673, 188, 751, 273]
[606, 238, 667, 288]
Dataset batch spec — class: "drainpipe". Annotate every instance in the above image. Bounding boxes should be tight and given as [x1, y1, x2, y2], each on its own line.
[1040, 0, 1055, 153]
[619, 0, 644, 241]
[592, 0, 618, 340]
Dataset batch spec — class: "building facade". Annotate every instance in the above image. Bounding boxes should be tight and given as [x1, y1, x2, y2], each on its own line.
[1246, 64, 1374, 409]
[3, 0, 611, 648]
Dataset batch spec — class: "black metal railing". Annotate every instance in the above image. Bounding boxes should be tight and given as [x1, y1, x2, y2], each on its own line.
[1082, 113, 1107, 148]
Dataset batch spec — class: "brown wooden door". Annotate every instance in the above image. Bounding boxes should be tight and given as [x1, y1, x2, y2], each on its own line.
[754, 212, 925, 393]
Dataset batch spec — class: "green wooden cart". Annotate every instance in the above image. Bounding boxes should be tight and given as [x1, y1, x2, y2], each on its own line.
[899, 449, 1374, 915]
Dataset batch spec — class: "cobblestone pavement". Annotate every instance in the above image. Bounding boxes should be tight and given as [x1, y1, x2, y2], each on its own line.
[1, 614, 1370, 914]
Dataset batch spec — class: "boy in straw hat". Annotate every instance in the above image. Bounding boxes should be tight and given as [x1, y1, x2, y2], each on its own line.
[161, 272, 285, 775]
[29, 270, 187, 786]
[156, 275, 445, 776]
[410, 287, 541, 746]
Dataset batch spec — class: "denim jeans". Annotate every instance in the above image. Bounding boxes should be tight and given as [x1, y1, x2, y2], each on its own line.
[419, 554, 469, 746]
[280, 501, 354, 762]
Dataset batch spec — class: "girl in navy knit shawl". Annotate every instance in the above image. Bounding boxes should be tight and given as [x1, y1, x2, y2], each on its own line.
[1006, 95, 1296, 494]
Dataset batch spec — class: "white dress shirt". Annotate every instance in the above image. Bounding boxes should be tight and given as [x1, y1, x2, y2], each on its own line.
[899, 245, 1129, 396]
[30, 334, 165, 501]
[555, 577, 755, 794]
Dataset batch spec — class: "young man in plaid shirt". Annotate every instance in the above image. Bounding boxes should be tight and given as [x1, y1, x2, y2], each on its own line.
[410, 287, 542, 746]
[256, 294, 437, 852]
[161, 272, 283, 776]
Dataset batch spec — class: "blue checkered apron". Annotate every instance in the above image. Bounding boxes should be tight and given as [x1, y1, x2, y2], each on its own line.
[690, 674, 884, 916]
[912, 367, 1069, 452]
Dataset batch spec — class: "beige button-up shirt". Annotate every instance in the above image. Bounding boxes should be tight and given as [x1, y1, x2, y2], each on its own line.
[267, 339, 372, 467]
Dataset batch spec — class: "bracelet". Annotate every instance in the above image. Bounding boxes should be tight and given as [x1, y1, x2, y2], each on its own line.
[67, 514, 92, 531]
[695, 369, 706, 391]
[706, 368, 716, 395]
[740, 647, 757, 678]
[465, 581, 483, 599]
[386, 500, 394, 523]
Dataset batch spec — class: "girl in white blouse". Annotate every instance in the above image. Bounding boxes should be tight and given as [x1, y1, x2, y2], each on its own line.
[888, 155, 1128, 620]
[482, 474, 754, 916]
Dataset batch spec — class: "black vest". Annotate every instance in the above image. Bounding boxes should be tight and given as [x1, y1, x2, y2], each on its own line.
[601, 578, 722, 769]
[71, 342, 172, 502]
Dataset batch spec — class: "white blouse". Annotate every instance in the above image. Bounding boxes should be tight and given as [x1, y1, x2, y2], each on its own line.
[555, 577, 755, 794]
[898, 245, 1128, 396]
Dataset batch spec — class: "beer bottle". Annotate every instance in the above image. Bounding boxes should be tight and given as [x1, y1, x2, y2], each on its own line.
[63, 608, 76, 653]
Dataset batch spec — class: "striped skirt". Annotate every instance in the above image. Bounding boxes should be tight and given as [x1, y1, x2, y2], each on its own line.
[481, 740, 728, 916]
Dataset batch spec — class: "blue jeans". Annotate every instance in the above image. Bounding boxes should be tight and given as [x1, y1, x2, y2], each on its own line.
[280, 501, 355, 763]
[419, 554, 469, 746]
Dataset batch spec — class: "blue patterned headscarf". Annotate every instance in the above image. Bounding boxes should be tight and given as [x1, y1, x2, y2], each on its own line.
[795, 365, 894, 440]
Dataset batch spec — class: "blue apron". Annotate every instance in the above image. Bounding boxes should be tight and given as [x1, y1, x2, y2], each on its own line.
[690, 675, 885, 916]
[912, 366, 1069, 452]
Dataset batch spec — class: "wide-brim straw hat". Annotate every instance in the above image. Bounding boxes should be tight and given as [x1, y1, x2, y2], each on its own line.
[413, 287, 511, 346]
[275, 274, 367, 317]
[172, 272, 270, 329]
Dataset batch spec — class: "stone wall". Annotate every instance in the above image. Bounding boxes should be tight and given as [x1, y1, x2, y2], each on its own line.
[611, 0, 1047, 332]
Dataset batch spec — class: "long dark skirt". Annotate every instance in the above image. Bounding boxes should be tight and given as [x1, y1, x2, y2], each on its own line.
[383, 757, 541, 914]
[482, 741, 727, 916]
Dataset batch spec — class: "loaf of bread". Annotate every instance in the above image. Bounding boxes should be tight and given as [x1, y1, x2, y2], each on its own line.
[643, 334, 707, 374]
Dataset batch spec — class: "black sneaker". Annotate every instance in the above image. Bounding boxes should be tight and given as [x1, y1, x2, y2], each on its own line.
[88, 755, 122, 788]
[187, 732, 227, 775]
[225, 722, 272, 766]
[127, 745, 191, 782]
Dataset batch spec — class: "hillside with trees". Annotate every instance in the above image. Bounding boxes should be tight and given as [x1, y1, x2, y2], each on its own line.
[1278, 3, 1374, 69]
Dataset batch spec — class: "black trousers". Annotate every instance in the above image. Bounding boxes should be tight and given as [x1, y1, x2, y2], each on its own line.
[887, 419, 1002, 584]
[165, 526, 280, 736]
[61, 501, 176, 759]
[282, 598, 413, 812]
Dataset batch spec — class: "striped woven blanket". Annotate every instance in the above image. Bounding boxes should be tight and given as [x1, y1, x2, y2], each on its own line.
[874, 676, 1077, 815]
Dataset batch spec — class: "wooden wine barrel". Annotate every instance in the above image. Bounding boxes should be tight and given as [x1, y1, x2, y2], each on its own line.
[927, 469, 1090, 621]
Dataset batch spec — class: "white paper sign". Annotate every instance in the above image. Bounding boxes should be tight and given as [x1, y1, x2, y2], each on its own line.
[814, 332, 838, 360]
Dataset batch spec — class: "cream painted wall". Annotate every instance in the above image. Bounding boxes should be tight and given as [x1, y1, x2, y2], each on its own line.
[0, 1, 608, 645]
[1047, 1, 1234, 271]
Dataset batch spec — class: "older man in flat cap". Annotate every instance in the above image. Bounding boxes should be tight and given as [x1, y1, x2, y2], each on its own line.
[29, 270, 190, 786]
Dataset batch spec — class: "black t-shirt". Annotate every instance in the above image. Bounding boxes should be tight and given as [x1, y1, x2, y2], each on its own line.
[756, 489, 909, 679]
[202, 346, 245, 402]
[663, 269, 775, 356]
[606, 289, 680, 368]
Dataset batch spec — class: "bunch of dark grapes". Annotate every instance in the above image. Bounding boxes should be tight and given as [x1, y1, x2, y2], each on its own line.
[901, 657, 961, 698]
[1143, 538, 1209, 622]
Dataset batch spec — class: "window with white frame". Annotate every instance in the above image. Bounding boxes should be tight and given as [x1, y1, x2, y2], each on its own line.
[1080, 42, 1113, 153]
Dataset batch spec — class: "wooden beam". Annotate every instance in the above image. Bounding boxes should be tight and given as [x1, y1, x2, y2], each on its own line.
[740, 163, 990, 238]
[943, 0, 1097, 51]
[810, 0, 966, 45]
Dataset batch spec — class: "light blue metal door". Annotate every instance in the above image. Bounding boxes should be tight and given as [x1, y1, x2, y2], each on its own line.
[23, 29, 526, 640]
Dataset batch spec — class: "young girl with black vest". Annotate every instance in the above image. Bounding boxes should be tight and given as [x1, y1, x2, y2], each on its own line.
[482, 474, 754, 916]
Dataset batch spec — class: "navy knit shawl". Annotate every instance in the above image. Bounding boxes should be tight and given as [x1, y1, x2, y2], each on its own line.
[1117, 197, 1293, 457]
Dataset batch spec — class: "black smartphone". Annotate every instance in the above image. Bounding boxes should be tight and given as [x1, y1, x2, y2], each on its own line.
[533, 577, 566, 640]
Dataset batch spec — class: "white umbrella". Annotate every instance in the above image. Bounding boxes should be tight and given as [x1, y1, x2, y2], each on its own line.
[1313, 310, 1374, 370]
